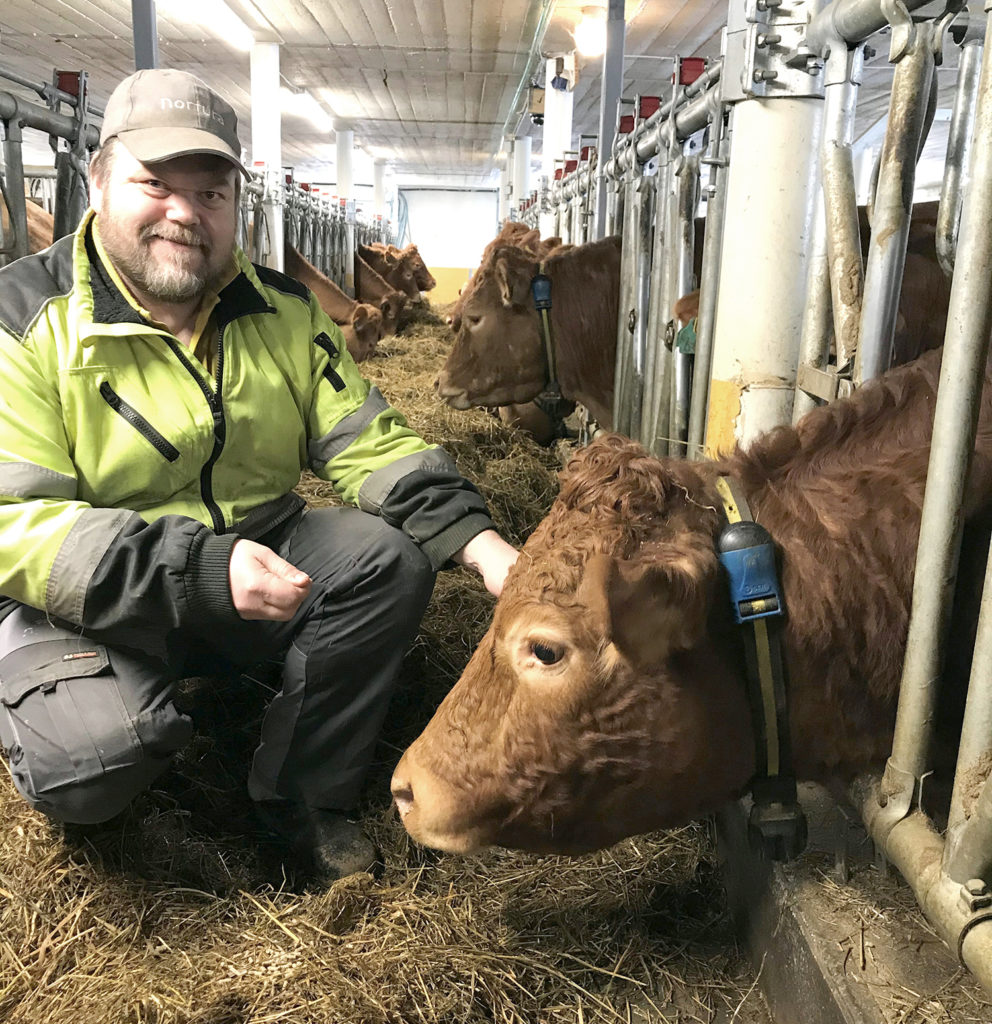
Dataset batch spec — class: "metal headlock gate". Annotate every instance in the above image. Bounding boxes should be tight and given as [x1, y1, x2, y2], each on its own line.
[509, 0, 992, 997]
[1, 66, 391, 286]
[0, 68, 101, 266]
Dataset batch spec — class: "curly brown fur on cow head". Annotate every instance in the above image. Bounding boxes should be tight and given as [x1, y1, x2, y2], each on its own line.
[392, 434, 754, 854]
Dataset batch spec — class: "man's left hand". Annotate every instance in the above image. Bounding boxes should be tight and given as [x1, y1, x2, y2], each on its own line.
[453, 530, 519, 597]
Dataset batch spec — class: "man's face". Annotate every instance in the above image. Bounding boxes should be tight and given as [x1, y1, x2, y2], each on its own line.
[89, 146, 239, 304]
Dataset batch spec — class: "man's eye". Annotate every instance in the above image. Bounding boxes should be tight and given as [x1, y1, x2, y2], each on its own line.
[531, 641, 563, 665]
[202, 191, 223, 202]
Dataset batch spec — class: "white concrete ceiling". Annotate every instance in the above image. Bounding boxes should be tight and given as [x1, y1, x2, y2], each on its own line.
[0, 0, 980, 189]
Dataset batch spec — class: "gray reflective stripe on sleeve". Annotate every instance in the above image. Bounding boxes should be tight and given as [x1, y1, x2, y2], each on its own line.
[45, 507, 137, 624]
[307, 386, 391, 470]
[0, 462, 76, 500]
[357, 447, 458, 514]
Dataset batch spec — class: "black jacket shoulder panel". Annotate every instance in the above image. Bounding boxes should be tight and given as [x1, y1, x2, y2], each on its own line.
[253, 262, 311, 304]
[0, 236, 76, 341]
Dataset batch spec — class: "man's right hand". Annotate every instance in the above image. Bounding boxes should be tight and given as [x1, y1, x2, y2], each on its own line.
[229, 539, 312, 621]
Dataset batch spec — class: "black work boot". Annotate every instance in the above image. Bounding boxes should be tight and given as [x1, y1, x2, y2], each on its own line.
[255, 801, 382, 885]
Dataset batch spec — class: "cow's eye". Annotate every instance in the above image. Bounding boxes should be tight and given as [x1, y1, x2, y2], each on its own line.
[531, 641, 563, 665]
[467, 314, 482, 327]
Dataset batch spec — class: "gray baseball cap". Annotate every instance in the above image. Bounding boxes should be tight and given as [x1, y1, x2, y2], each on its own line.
[100, 69, 249, 177]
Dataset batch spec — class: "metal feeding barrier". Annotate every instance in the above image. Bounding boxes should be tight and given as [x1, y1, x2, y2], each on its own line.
[505, 0, 992, 997]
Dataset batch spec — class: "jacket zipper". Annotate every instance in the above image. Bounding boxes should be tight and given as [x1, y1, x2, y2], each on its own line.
[313, 331, 347, 392]
[99, 381, 181, 462]
[165, 332, 228, 535]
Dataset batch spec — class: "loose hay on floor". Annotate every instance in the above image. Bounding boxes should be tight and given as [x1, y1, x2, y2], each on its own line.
[0, 312, 789, 1022]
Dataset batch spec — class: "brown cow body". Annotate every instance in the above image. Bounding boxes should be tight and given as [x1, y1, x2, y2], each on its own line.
[359, 244, 423, 304]
[392, 346, 992, 854]
[442, 206, 953, 432]
[438, 235, 622, 429]
[283, 244, 384, 361]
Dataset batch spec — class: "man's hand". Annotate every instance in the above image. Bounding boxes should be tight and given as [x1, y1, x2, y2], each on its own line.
[453, 529, 519, 597]
[229, 539, 312, 621]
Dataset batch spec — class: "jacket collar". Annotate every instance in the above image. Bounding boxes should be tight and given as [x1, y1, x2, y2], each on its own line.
[75, 210, 274, 341]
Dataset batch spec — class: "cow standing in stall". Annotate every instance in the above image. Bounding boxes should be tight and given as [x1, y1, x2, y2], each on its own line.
[438, 206, 954, 431]
[392, 346, 992, 854]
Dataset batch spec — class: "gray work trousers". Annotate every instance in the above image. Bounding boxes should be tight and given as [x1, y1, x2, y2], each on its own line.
[0, 507, 436, 824]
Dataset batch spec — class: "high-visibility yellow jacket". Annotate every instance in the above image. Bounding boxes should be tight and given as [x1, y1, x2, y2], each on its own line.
[0, 212, 493, 646]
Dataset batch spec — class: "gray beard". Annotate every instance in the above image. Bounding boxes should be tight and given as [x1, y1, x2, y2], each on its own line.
[98, 214, 230, 304]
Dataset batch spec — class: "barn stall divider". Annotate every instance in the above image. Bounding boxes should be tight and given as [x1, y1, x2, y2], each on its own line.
[507, 0, 992, 1004]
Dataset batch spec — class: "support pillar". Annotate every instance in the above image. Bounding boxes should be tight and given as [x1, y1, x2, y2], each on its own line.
[512, 135, 532, 218]
[498, 166, 510, 224]
[373, 159, 386, 217]
[250, 41, 283, 271]
[335, 123, 354, 200]
[594, 0, 625, 238]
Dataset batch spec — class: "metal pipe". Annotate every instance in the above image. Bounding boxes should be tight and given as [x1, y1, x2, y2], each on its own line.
[0, 90, 100, 148]
[670, 154, 700, 456]
[594, 0, 626, 239]
[807, 0, 940, 54]
[131, 0, 160, 70]
[854, 25, 935, 384]
[688, 114, 729, 459]
[944, 545, 992, 881]
[822, 42, 864, 368]
[501, 0, 557, 139]
[0, 68, 106, 118]
[937, 39, 983, 277]
[792, 191, 833, 423]
[1, 117, 28, 262]
[640, 157, 673, 452]
[876, 7, 992, 840]
[612, 171, 644, 436]
[606, 62, 724, 177]
[855, 775, 992, 992]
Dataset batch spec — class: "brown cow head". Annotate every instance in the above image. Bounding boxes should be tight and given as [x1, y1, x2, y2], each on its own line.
[436, 245, 548, 410]
[341, 303, 383, 362]
[391, 435, 756, 854]
[401, 244, 437, 291]
[378, 290, 405, 337]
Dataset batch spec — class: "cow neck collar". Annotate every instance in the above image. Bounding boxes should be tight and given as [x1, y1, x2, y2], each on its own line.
[529, 262, 572, 430]
[715, 474, 808, 861]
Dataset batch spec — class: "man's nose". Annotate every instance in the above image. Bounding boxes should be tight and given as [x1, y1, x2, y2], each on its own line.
[163, 192, 200, 224]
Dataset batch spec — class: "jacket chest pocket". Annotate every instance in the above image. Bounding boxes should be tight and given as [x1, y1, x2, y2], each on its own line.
[64, 372, 211, 508]
[99, 382, 181, 462]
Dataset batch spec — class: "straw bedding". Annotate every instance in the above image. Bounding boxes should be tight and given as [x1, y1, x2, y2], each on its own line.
[0, 307, 981, 1023]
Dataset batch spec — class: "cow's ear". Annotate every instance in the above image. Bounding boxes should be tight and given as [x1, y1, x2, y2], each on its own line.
[352, 305, 370, 328]
[493, 251, 532, 308]
[577, 550, 712, 668]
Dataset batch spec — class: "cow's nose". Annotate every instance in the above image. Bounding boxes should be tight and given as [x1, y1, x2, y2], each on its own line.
[432, 377, 440, 393]
[391, 777, 414, 819]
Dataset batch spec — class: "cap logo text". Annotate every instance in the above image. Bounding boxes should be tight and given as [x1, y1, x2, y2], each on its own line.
[160, 97, 226, 126]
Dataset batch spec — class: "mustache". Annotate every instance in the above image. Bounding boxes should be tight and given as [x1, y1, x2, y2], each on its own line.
[140, 224, 206, 248]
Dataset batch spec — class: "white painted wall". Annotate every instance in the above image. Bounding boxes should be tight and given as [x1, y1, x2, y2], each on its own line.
[399, 188, 498, 267]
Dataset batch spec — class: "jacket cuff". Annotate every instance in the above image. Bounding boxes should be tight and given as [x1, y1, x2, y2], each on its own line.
[185, 531, 240, 626]
[419, 513, 496, 572]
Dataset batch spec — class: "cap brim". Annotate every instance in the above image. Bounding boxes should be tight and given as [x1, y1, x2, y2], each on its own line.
[117, 127, 250, 179]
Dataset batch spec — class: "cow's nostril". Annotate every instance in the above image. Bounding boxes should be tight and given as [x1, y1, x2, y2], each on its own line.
[433, 377, 440, 393]
[392, 780, 414, 818]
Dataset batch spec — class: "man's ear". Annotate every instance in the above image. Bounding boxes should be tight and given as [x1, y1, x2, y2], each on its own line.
[576, 548, 714, 668]
[492, 250, 533, 308]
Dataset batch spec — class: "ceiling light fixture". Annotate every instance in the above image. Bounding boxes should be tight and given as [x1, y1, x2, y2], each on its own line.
[281, 88, 334, 133]
[573, 6, 608, 58]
